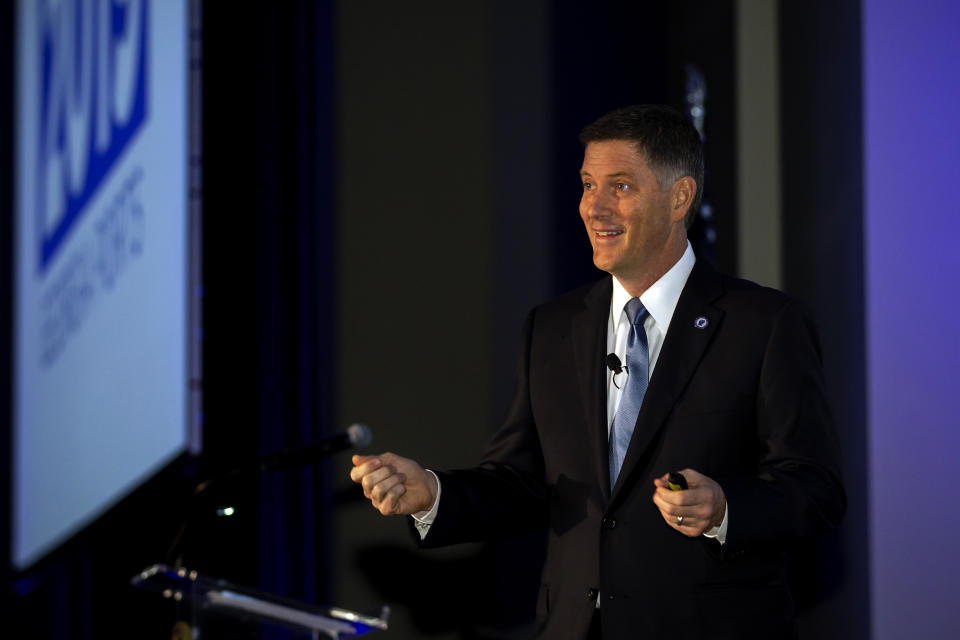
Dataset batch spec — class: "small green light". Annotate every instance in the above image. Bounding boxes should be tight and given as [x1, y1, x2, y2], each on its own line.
[216, 506, 235, 517]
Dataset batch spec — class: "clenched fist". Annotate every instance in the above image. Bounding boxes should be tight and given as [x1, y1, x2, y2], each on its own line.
[350, 452, 438, 516]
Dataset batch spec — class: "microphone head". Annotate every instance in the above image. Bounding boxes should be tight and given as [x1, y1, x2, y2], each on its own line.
[347, 423, 373, 448]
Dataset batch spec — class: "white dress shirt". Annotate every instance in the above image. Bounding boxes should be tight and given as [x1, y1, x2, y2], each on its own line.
[605, 242, 727, 543]
[414, 242, 727, 543]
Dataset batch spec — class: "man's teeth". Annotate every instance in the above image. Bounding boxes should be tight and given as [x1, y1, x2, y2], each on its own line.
[598, 231, 623, 236]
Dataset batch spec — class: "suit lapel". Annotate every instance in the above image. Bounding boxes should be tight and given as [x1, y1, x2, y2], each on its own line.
[611, 260, 725, 501]
[570, 278, 613, 502]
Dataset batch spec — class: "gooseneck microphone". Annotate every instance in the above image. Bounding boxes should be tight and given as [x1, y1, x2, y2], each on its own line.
[165, 424, 373, 567]
[257, 423, 373, 473]
[189, 423, 373, 497]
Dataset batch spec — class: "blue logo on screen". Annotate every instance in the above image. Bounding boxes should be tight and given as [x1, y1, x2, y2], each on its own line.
[36, 0, 148, 274]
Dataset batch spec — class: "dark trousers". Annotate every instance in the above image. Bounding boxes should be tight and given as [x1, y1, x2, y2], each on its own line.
[586, 610, 602, 640]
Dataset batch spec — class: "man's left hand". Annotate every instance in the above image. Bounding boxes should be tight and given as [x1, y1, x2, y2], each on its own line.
[652, 469, 726, 537]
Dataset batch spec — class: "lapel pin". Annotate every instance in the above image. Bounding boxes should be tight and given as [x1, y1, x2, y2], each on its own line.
[693, 316, 709, 329]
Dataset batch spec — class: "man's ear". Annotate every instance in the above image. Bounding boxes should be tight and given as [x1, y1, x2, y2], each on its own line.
[670, 176, 697, 223]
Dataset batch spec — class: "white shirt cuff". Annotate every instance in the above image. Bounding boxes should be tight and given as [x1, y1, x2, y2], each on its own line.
[411, 469, 440, 539]
[702, 503, 728, 545]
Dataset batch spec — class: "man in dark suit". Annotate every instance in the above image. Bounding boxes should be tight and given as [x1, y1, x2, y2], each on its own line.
[350, 105, 845, 639]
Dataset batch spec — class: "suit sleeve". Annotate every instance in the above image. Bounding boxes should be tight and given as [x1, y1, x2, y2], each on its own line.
[720, 299, 846, 552]
[414, 310, 549, 548]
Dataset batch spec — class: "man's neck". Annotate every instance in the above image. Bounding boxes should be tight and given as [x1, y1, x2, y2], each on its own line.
[613, 238, 688, 298]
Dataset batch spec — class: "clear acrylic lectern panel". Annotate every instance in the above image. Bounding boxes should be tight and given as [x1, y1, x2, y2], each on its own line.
[132, 564, 389, 639]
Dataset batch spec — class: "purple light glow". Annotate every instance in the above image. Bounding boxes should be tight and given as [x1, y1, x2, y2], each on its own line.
[864, 1, 960, 637]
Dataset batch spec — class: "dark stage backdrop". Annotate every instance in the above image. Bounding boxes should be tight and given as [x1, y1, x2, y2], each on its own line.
[779, 2, 868, 639]
[330, 1, 862, 639]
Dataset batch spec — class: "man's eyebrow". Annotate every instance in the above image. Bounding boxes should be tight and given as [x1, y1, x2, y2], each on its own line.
[579, 170, 633, 179]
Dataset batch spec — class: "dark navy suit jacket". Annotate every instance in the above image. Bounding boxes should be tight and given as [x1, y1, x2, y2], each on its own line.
[416, 260, 845, 639]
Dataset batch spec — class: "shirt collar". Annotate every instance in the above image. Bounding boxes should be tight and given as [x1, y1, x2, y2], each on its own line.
[611, 241, 696, 331]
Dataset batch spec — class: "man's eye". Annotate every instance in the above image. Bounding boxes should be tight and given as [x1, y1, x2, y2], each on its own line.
[582, 182, 593, 191]
[616, 182, 629, 192]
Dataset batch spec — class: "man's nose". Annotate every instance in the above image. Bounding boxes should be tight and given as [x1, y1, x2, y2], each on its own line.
[584, 190, 613, 218]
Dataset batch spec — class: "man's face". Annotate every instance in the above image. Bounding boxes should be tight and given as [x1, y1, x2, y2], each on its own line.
[579, 140, 683, 283]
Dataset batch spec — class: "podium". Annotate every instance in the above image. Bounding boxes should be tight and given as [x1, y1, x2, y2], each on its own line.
[132, 564, 389, 639]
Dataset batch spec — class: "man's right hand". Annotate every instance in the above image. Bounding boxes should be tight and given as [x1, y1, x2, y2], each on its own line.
[350, 453, 438, 516]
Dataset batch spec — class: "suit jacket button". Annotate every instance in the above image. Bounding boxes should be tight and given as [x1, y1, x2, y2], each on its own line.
[601, 517, 616, 529]
[586, 588, 599, 601]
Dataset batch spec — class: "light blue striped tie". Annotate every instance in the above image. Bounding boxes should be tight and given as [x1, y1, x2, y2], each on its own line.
[609, 298, 649, 490]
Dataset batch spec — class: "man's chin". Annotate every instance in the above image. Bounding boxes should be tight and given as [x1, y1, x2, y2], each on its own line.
[592, 254, 618, 274]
